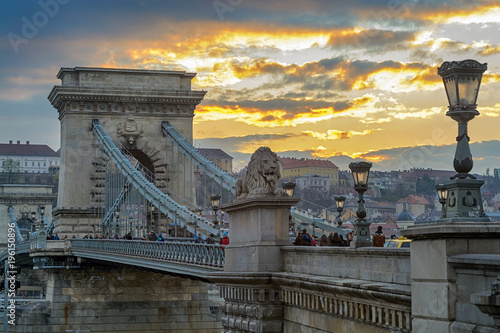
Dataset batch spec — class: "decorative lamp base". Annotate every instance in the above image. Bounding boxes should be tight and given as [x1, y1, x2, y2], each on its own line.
[351, 219, 372, 248]
[438, 178, 490, 223]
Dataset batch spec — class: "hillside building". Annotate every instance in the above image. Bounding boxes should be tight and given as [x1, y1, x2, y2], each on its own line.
[396, 194, 432, 217]
[198, 148, 233, 174]
[279, 157, 339, 185]
[0, 140, 60, 173]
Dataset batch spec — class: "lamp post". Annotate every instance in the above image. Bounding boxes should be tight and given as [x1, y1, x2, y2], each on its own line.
[437, 59, 487, 179]
[435, 184, 447, 218]
[210, 194, 221, 226]
[115, 210, 120, 236]
[31, 211, 37, 228]
[349, 162, 372, 247]
[283, 182, 296, 197]
[334, 195, 346, 226]
[151, 205, 156, 234]
[437, 59, 489, 222]
[39, 206, 45, 224]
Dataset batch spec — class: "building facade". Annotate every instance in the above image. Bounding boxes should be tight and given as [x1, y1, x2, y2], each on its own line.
[279, 157, 339, 185]
[0, 141, 60, 173]
[198, 148, 233, 174]
[396, 194, 431, 217]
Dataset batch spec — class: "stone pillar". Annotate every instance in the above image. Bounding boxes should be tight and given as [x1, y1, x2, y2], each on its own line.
[12, 266, 222, 332]
[403, 222, 500, 332]
[210, 196, 299, 333]
[48, 67, 206, 237]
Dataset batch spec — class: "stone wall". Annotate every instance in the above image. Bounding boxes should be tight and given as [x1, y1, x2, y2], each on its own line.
[12, 266, 222, 332]
[279, 247, 412, 332]
[449, 254, 499, 332]
[282, 246, 411, 285]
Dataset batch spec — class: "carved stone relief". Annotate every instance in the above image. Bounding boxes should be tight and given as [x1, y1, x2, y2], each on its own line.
[117, 117, 144, 148]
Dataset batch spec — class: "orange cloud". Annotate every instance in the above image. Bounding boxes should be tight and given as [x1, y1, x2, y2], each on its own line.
[303, 129, 376, 140]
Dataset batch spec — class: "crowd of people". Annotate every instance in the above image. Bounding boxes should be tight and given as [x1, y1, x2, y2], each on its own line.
[75, 230, 230, 245]
[294, 229, 350, 246]
[293, 226, 387, 247]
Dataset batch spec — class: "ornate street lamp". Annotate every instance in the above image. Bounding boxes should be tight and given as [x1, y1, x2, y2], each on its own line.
[437, 59, 489, 222]
[437, 59, 486, 179]
[210, 194, 221, 226]
[435, 184, 447, 218]
[39, 206, 45, 220]
[151, 205, 156, 233]
[334, 195, 346, 226]
[283, 182, 296, 197]
[349, 162, 372, 247]
[115, 210, 120, 236]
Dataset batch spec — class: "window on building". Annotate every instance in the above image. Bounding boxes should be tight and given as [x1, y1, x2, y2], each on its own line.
[32, 162, 34, 166]
[38, 162, 40, 167]
[25, 161, 27, 166]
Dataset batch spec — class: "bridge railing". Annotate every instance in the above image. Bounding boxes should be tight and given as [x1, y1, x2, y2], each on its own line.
[70, 239, 225, 269]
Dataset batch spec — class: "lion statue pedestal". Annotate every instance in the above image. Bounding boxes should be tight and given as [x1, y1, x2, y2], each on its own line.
[209, 147, 300, 333]
[223, 146, 300, 272]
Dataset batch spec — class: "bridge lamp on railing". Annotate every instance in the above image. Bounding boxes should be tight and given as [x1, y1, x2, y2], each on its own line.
[210, 194, 221, 226]
[150, 205, 156, 233]
[283, 182, 296, 197]
[39, 206, 45, 222]
[115, 210, 120, 236]
[334, 196, 346, 226]
[349, 161, 372, 248]
[436, 59, 490, 222]
[435, 184, 448, 218]
[437, 59, 486, 178]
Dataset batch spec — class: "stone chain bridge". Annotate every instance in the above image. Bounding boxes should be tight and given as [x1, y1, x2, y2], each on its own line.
[1, 67, 498, 333]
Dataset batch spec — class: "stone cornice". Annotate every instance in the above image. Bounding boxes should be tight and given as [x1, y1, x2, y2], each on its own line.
[273, 272, 411, 305]
[221, 196, 301, 213]
[48, 86, 206, 112]
[208, 271, 411, 305]
[0, 193, 57, 203]
[280, 245, 411, 257]
[57, 66, 197, 79]
[403, 222, 500, 240]
[448, 253, 500, 270]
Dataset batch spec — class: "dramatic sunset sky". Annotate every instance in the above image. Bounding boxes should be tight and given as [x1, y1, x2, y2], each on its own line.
[1, 0, 499, 172]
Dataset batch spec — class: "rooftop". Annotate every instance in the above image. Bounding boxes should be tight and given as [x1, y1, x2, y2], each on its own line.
[0, 141, 59, 157]
[198, 148, 233, 160]
[397, 194, 431, 205]
[279, 157, 338, 169]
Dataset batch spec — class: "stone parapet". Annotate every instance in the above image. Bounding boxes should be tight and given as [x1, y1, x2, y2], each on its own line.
[282, 246, 411, 285]
[403, 221, 500, 240]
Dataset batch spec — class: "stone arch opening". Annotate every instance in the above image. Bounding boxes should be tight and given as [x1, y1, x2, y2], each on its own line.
[125, 148, 155, 175]
[17, 218, 33, 240]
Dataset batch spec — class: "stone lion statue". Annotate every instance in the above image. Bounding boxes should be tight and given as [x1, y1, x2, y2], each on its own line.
[235, 147, 283, 198]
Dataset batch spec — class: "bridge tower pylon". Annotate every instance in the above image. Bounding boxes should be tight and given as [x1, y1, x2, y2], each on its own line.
[48, 67, 206, 237]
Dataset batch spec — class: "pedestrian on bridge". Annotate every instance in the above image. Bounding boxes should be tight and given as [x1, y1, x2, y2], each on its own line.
[294, 229, 313, 246]
[206, 234, 216, 244]
[158, 233, 165, 242]
[220, 233, 229, 246]
[330, 232, 346, 247]
[372, 226, 385, 247]
[148, 231, 156, 241]
[195, 233, 203, 243]
[319, 234, 330, 246]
